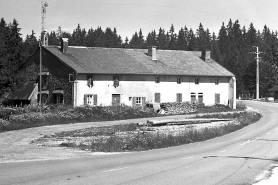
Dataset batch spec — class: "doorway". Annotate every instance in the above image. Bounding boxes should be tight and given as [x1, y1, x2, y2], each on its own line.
[112, 94, 121, 106]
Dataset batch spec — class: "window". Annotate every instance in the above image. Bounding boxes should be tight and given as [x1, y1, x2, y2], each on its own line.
[155, 76, 160, 83]
[176, 93, 182, 102]
[177, 77, 181, 84]
[132, 97, 146, 108]
[136, 97, 142, 104]
[52, 89, 64, 104]
[215, 78, 219, 85]
[155, 93, 161, 103]
[195, 78, 199, 85]
[84, 94, 97, 105]
[69, 74, 75, 82]
[191, 93, 196, 103]
[55, 94, 63, 104]
[113, 76, 119, 87]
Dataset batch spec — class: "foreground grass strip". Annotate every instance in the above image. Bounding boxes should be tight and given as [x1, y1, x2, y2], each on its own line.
[39, 110, 261, 152]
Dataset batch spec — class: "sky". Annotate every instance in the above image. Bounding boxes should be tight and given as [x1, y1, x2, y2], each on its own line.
[1, 0, 278, 40]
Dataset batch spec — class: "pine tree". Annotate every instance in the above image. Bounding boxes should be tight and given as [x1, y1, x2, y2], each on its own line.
[187, 28, 197, 51]
[146, 30, 157, 48]
[0, 18, 23, 96]
[112, 28, 122, 48]
[104, 27, 114, 47]
[168, 24, 177, 50]
[196, 23, 207, 51]
[70, 24, 86, 46]
[22, 30, 38, 58]
[176, 27, 187, 50]
[157, 28, 168, 49]
[129, 31, 139, 48]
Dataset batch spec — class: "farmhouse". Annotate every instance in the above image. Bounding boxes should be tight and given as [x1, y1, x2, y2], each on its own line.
[9, 38, 236, 108]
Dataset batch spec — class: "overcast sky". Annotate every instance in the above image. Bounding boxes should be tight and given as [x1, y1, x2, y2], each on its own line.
[1, 0, 278, 40]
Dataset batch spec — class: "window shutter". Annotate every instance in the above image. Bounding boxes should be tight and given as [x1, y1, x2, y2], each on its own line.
[155, 93, 160, 103]
[84, 94, 88, 105]
[176, 93, 182, 102]
[93, 94, 97, 105]
[142, 97, 146, 106]
[132, 97, 136, 108]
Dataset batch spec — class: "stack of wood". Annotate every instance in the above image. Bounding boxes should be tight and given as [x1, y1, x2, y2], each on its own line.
[160, 102, 197, 115]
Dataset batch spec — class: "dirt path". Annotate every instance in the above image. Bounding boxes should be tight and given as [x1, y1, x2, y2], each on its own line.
[1, 114, 209, 163]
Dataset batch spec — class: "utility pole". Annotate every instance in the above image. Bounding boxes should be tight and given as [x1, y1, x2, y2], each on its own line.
[39, 1, 48, 114]
[39, 40, 42, 114]
[254, 46, 261, 100]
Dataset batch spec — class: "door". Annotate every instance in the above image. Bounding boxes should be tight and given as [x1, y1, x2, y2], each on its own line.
[198, 93, 203, 104]
[215, 93, 220, 104]
[112, 94, 121, 106]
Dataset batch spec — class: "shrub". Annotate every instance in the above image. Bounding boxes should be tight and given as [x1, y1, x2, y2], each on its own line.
[0, 118, 11, 131]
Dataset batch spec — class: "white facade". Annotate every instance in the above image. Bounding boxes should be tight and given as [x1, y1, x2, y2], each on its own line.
[73, 74, 235, 108]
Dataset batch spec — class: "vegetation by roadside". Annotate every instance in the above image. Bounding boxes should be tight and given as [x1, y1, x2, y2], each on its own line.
[0, 102, 241, 132]
[34, 105, 261, 152]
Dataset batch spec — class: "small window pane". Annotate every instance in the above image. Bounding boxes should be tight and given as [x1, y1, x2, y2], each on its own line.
[136, 97, 142, 104]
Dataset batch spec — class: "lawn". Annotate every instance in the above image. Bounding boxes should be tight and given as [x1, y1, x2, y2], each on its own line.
[32, 103, 261, 152]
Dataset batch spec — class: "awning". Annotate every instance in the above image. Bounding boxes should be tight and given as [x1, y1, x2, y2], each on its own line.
[39, 72, 49, 75]
[52, 90, 64, 94]
[38, 90, 49, 94]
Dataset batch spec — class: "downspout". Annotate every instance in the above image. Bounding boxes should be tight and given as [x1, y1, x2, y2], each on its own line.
[75, 72, 78, 107]
[232, 77, 236, 109]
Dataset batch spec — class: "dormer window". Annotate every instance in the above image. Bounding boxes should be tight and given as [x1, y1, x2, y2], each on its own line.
[113, 76, 119, 87]
[215, 78, 219, 85]
[195, 78, 199, 85]
[177, 77, 181, 84]
[87, 75, 94, 87]
[155, 76, 160, 83]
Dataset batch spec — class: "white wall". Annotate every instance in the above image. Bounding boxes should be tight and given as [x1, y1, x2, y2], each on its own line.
[75, 74, 232, 107]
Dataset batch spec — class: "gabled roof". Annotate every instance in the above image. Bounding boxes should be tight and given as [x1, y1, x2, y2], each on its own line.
[7, 81, 37, 100]
[43, 46, 234, 77]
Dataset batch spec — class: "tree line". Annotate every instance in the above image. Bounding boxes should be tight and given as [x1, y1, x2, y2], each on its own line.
[1, 17, 278, 100]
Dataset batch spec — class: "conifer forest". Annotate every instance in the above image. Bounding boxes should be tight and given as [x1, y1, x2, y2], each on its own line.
[1, 17, 278, 101]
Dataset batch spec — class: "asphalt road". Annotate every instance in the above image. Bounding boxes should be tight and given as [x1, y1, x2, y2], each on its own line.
[1, 101, 278, 185]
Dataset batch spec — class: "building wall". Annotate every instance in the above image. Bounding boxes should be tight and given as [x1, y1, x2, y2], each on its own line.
[75, 74, 232, 107]
[18, 48, 75, 105]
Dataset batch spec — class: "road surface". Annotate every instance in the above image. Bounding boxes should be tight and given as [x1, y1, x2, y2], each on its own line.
[1, 101, 278, 185]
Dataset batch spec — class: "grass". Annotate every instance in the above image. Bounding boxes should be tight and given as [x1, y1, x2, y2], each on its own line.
[40, 108, 262, 152]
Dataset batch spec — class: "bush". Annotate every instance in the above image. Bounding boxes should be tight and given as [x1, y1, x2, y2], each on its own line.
[0, 105, 157, 132]
[0, 118, 11, 131]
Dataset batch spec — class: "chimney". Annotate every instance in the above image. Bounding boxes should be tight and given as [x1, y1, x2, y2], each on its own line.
[61, 38, 68, 54]
[201, 50, 211, 62]
[148, 46, 157, 61]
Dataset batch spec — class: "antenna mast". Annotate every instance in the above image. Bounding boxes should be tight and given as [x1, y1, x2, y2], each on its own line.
[41, 1, 48, 46]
